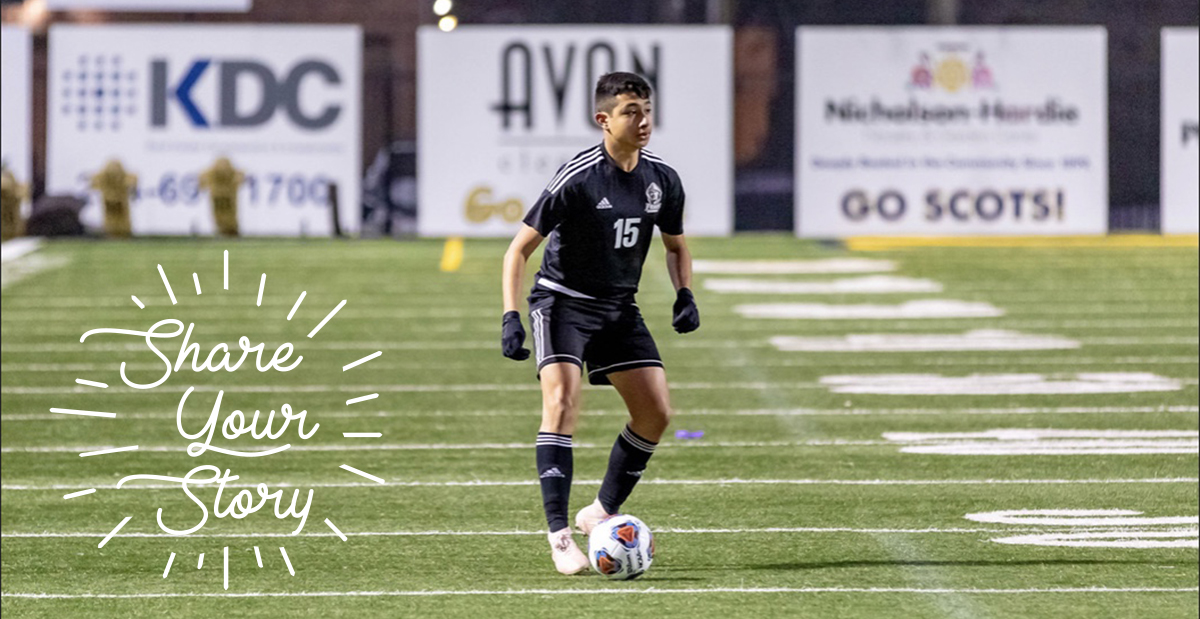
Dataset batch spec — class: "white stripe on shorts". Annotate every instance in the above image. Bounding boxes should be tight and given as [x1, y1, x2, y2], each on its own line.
[536, 277, 596, 300]
[587, 359, 663, 375]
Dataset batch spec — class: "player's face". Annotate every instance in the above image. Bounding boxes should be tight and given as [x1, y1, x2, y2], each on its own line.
[598, 93, 653, 148]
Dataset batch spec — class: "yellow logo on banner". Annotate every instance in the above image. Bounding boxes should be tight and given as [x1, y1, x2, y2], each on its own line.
[910, 49, 994, 92]
[933, 56, 970, 93]
[465, 186, 524, 223]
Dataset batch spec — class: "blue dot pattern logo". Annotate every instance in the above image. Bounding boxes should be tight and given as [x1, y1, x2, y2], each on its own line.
[61, 55, 138, 132]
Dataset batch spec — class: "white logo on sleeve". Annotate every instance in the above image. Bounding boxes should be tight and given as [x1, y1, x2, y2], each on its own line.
[645, 183, 662, 213]
[596, 197, 613, 209]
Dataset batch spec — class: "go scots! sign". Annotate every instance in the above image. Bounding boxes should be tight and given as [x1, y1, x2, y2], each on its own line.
[796, 27, 1108, 237]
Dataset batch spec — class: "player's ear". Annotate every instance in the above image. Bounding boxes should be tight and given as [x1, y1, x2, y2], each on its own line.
[594, 111, 609, 130]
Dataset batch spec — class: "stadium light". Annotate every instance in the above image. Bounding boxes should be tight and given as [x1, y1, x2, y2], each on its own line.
[432, 0, 452, 17]
[21, 0, 48, 28]
[438, 15, 457, 32]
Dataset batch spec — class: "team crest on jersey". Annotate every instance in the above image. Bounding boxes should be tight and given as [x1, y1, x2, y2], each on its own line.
[645, 183, 662, 214]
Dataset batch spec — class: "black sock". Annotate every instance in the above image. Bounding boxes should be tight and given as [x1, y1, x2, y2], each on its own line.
[597, 425, 658, 514]
[536, 432, 573, 532]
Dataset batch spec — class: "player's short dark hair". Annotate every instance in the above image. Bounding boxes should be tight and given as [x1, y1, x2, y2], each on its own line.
[594, 72, 653, 114]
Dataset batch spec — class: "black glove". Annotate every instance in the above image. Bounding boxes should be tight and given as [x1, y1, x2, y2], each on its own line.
[501, 311, 531, 360]
[672, 287, 700, 334]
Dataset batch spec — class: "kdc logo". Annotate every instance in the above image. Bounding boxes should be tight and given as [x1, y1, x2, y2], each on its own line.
[151, 59, 344, 130]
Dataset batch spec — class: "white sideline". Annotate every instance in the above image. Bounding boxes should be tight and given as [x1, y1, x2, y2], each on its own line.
[4, 477, 1196, 491]
[3, 587, 1196, 599]
[0, 238, 43, 263]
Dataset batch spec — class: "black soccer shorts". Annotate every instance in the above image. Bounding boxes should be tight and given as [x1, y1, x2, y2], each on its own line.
[527, 289, 663, 386]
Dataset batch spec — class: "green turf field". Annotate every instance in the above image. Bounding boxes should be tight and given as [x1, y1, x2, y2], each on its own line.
[1, 236, 1197, 618]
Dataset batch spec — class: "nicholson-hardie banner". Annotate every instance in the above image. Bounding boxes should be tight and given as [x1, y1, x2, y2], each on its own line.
[796, 27, 1108, 237]
[1161, 28, 1199, 235]
[417, 26, 733, 237]
[47, 25, 361, 236]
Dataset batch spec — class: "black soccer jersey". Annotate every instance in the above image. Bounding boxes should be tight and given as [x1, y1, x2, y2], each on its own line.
[523, 143, 685, 301]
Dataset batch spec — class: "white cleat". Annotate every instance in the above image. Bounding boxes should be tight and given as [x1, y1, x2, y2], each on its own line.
[548, 528, 590, 575]
[574, 498, 613, 536]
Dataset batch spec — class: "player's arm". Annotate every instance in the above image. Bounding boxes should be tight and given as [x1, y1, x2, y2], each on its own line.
[503, 224, 544, 312]
[661, 232, 692, 292]
[662, 232, 699, 334]
[499, 224, 545, 360]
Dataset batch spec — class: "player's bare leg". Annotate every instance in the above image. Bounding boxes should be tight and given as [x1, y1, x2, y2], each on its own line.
[577, 366, 673, 535]
[537, 362, 590, 575]
[608, 366, 673, 441]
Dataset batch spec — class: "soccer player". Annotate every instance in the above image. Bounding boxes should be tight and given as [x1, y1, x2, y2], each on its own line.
[500, 72, 700, 575]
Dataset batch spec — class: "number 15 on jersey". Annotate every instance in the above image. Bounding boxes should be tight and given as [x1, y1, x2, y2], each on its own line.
[613, 217, 641, 249]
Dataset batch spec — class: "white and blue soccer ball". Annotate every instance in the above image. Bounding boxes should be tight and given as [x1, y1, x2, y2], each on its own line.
[587, 514, 654, 580]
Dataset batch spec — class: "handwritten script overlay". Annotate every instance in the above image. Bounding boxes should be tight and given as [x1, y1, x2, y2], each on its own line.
[83, 318, 316, 535]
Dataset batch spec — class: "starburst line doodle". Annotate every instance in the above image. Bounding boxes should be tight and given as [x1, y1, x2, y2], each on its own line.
[61, 251, 385, 587]
[50, 408, 115, 418]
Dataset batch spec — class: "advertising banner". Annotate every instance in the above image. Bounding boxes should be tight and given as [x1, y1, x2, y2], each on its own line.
[1161, 28, 1199, 235]
[418, 26, 733, 237]
[2, 25, 32, 188]
[47, 0, 251, 10]
[47, 25, 361, 236]
[796, 27, 1108, 237]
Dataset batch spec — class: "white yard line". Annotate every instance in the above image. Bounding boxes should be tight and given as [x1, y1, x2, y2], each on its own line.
[3, 292, 1197, 308]
[769, 330, 1081, 352]
[4, 478, 1196, 491]
[4, 356, 1197, 375]
[0, 440, 892, 454]
[0, 381, 836, 395]
[693, 258, 897, 274]
[3, 306, 1200, 321]
[2, 587, 1196, 599]
[820, 372, 1195, 395]
[3, 330, 1198, 353]
[3, 404, 1199, 422]
[4, 377, 1197, 396]
[4, 405, 1197, 422]
[703, 276, 943, 295]
[4, 403, 1195, 422]
[10, 526, 1189, 540]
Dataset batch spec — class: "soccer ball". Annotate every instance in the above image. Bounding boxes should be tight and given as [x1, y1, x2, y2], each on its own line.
[587, 514, 654, 580]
